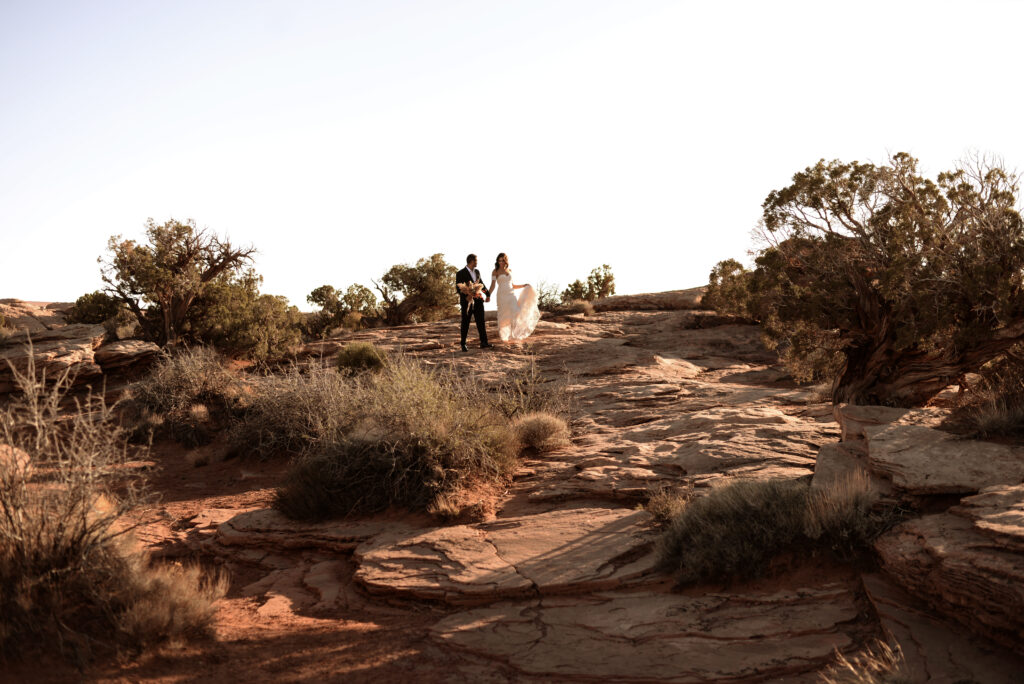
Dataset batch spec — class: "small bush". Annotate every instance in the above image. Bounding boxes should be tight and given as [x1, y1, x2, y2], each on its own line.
[336, 342, 388, 373]
[0, 355, 224, 661]
[820, 640, 909, 684]
[703, 259, 752, 316]
[658, 474, 891, 585]
[230, 364, 353, 459]
[127, 347, 237, 446]
[492, 359, 575, 421]
[275, 357, 517, 519]
[514, 412, 570, 451]
[561, 265, 615, 303]
[65, 290, 124, 325]
[535, 281, 562, 312]
[645, 483, 693, 524]
[948, 352, 1024, 436]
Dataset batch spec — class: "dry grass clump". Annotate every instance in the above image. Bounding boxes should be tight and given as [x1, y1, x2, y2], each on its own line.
[335, 342, 388, 373]
[820, 640, 909, 684]
[948, 354, 1024, 437]
[645, 483, 693, 524]
[0, 355, 224, 662]
[229, 363, 353, 459]
[125, 346, 239, 446]
[513, 411, 570, 451]
[275, 357, 517, 520]
[492, 358, 575, 421]
[658, 473, 891, 585]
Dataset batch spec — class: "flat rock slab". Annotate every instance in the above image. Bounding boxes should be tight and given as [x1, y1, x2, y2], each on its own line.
[212, 508, 391, 553]
[432, 584, 859, 682]
[865, 424, 1024, 494]
[875, 484, 1024, 653]
[861, 573, 1024, 683]
[355, 507, 656, 604]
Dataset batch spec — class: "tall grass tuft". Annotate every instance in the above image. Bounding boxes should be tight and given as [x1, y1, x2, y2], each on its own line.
[820, 640, 909, 684]
[513, 412, 570, 451]
[0, 351, 225, 662]
[657, 473, 893, 585]
[335, 342, 388, 373]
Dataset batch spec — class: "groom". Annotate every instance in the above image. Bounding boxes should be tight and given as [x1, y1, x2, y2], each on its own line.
[456, 253, 493, 352]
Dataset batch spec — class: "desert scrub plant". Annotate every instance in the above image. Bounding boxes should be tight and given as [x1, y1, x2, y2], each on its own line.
[645, 483, 693, 525]
[336, 342, 388, 373]
[229, 363, 354, 459]
[0, 355, 225, 662]
[657, 473, 892, 585]
[492, 359, 575, 421]
[275, 357, 517, 520]
[65, 290, 125, 324]
[947, 351, 1024, 437]
[125, 346, 238, 446]
[513, 411, 570, 451]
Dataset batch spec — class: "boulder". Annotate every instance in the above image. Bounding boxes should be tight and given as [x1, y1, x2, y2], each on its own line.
[865, 424, 1024, 495]
[0, 324, 106, 393]
[94, 339, 160, 371]
[875, 484, 1024, 653]
[591, 287, 705, 312]
[833, 403, 944, 442]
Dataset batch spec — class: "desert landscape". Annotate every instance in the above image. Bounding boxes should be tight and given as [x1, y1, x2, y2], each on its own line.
[3, 284, 1024, 683]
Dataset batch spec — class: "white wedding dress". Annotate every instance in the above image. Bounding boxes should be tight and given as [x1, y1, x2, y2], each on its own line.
[496, 273, 540, 341]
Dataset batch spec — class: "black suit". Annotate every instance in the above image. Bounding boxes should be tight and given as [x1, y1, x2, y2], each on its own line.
[456, 266, 490, 347]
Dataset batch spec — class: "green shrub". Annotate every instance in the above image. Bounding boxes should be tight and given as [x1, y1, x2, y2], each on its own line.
[306, 284, 379, 337]
[65, 290, 124, 325]
[275, 357, 517, 519]
[560, 265, 616, 303]
[703, 259, 752, 316]
[737, 153, 1024, 406]
[375, 254, 458, 325]
[336, 342, 388, 373]
[0, 354, 225, 661]
[513, 412, 570, 451]
[658, 473, 891, 585]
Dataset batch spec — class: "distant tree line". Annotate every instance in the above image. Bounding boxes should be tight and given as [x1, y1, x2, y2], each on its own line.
[68, 217, 618, 359]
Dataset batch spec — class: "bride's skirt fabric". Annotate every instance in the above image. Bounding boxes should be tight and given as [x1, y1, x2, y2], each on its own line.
[497, 285, 541, 341]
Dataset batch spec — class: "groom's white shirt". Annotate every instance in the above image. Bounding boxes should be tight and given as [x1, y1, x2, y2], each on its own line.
[465, 266, 478, 282]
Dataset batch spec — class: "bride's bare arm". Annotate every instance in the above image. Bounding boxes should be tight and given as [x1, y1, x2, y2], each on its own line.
[488, 271, 497, 297]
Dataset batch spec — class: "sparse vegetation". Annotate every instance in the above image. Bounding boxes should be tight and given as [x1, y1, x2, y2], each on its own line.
[336, 342, 388, 373]
[0, 354, 224, 661]
[275, 357, 517, 519]
[645, 483, 693, 524]
[820, 640, 909, 684]
[561, 264, 616, 303]
[491, 358, 575, 421]
[949, 351, 1024, 436]
[658, 473, 891, 585]
[126, 347, 239, 446]
[513, 411, 570, 451]
[535, 281, 562, 312]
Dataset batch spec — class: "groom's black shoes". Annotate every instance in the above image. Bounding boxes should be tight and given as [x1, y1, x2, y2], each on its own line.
[461, 344, 469, 352]
[480, 343, 494, 349]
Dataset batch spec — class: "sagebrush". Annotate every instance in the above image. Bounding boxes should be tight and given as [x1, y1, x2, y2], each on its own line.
[0, 352, 224, 661]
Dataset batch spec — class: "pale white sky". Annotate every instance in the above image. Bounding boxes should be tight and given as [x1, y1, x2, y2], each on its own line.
[2, 0, 1023, 309]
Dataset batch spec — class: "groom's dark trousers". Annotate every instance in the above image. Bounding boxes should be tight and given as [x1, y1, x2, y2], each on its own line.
[456, 266, 490, 347]
[460, 298, 489, 347]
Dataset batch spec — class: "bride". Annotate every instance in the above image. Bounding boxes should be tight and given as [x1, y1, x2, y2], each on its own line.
[488, 252, 541, 342]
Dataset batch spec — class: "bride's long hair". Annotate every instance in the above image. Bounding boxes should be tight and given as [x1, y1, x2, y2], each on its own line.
[495, 253, 508, 271]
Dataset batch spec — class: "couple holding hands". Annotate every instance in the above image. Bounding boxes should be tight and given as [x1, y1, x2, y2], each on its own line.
[455, 252, 540, 352]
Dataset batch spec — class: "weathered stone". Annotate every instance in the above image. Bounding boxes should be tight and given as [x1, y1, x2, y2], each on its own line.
[0, 323, 106, 392]
[212, 508, 389, 553]
[834, 403, 945, 442]
[861, 573, 1024, 683]
[432, 585, 860, 681]
[591, 287, 705, 312]
[94, 339, 160, 370]
[865, 424, 1024, 494]
[0, 444, 31, 478]
[354, 507, 656, 604]
[875, 484, 1024, 653]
